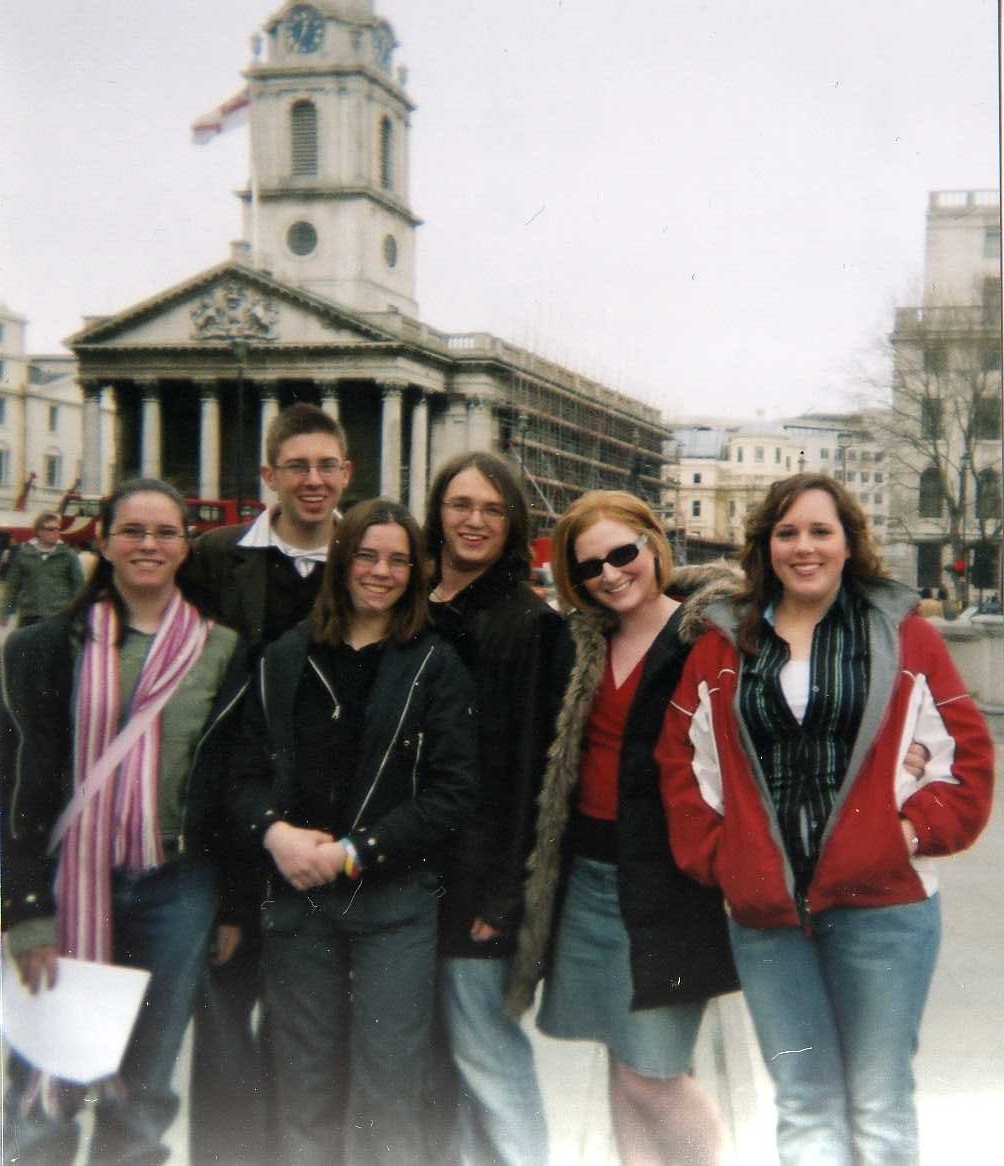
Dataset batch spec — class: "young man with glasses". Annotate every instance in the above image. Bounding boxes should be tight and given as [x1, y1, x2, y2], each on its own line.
[1, 512, 83, 628]
[423, 451, 560, 1166]
[181, 401, 351, 1166]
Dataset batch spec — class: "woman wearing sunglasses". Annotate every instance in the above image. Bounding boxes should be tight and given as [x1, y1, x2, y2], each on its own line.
[1, 478, 246, 1165]
[225, 498, 477, 1166]
[505, 490, 741, 1165]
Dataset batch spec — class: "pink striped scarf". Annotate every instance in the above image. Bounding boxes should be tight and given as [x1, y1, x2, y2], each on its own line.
[54, 592, 210, 962]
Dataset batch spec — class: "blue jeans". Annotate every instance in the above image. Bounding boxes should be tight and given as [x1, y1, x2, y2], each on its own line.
[729, 896, 941, 1166]
[439, 957, 548, 1166]
[4, 857, 217, 1166]
[262, 871, 439, 1166]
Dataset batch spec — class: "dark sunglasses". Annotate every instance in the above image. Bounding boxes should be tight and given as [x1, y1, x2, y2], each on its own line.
[571, 533, 648, 585]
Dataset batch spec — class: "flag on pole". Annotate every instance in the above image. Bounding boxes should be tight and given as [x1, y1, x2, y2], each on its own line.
[191, 86, 251, 145]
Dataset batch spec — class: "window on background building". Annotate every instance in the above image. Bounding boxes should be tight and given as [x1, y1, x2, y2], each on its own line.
[846, 471, 856, 483]
[873, 514, 886, 525]
[976, 467, 1002, 521]
[918, 466, 943, 518]
[974, 396, 1002, 441]
[291, 100, 318, 176]
[728, 500, 736, 517]
[691, 499, 702, 518]
[754, 447, 764, 463]
[874, 492, 884, 505]
[736, 447, 744, 463]
[0, 445, 8, 486]
[983, 276, 1002, 324]
[860, 493, 870, 504]
[44, 452, 62, 489]
[980, 342, 1001, 371]
[693, 472, 702, 484]
[785, 456, 791, 470]
[861, 450, 872, 463]
[986, 227, 1003, 259]
[48, 404, 58, 433]
[859, 471, 869, 483]
[0, 359, 5, 384]
[774, 447, 782, 464]
[379, 116, 394, 190]
[0, 396, 6, 426]
[920, 398, 943, 440]
[835, 471, 845, 482]
[924, 343, 947, 375]
[847, 449, 857, 461]
[874, 451, 884, 463]
[916, 542, 944, 590]
[820, 448, 830, 460]
[874, 472, 883, 484]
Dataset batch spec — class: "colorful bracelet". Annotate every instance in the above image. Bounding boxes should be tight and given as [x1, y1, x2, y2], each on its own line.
[341, 838, 361, 880]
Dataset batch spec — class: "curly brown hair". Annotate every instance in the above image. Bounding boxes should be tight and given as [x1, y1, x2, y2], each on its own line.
[735, 474, 887, 654]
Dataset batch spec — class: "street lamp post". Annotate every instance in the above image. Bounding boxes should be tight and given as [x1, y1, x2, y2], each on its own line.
[230, 339, 250, 517]
[960, 450, 971, 608]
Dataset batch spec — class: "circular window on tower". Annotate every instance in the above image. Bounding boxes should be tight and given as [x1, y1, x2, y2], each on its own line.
[287, 220, 318, 256]
[383, 234, 398, 268]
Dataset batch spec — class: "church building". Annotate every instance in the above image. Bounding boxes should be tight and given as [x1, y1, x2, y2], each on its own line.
[68, 1, 668, 523]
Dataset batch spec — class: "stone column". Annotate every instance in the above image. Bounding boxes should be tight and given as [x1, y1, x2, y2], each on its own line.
[442, 395, 469, 462]
[380, 382, 405, 500]
[319, 381, 341, 422]
[197, 381, 221, 498]
[138, 380, 162, 478]
[467, 396, 493, 451]
[80, 382, 104, 494]
[259, 386, 281, 500]
[408, 391, 429, 523]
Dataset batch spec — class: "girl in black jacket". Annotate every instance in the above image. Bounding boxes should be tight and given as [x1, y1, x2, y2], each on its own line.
[226, 499, 477, 1166]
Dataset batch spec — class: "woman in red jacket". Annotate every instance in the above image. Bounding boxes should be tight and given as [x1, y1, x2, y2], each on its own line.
[658, 474, 994, 1166]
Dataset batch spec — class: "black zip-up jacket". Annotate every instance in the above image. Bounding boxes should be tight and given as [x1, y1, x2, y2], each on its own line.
[428, 554, 561, 957]
[0, 613, 251, 934]
[226, 623, 478, 888]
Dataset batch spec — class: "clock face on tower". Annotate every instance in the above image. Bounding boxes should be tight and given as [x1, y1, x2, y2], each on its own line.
[284, 5, 325, 54]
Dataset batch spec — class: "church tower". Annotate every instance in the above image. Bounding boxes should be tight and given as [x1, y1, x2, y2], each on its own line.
[242, 1, 419, 315]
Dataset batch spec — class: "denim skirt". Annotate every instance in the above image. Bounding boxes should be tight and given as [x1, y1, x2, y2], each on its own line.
[537, 855, 706, 1078]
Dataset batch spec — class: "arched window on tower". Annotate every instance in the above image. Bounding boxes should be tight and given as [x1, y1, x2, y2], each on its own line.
[291, 100, 318, 176]
[918, 466, 943, 519]
[379, 116, 393, 191]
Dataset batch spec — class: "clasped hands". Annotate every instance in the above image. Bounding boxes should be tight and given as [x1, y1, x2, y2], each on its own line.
[264, 821, 348, 891]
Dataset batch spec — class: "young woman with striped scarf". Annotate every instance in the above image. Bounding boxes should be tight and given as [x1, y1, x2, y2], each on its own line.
[1, 478, 247, 1166]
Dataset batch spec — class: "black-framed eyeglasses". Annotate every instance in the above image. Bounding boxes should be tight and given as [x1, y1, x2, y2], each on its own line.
[275, 459, 346, 478]
[571, 533, 647, 585]
[108, 525, 187, 545]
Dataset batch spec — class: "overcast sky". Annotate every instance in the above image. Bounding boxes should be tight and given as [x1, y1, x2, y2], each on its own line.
[1, 1, 999, 419]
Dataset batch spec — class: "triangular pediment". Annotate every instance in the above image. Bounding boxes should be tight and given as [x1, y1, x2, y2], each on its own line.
[67, 262, 396, 350]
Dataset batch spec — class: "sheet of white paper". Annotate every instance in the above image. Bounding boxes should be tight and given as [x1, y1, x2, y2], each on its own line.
[1, 953, 150, 1083]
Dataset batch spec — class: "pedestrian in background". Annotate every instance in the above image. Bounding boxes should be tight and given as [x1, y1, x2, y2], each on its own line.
[226, 498, 477, 1165]
[1, 479, 245, 1166]
[507, 490, 740, 1166]
[423, 451, 560, 1166]
[1, 512, 83, 627]
[659, 474, 994, 1166]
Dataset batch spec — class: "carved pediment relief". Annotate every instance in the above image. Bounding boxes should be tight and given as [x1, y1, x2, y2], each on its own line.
[191, 279, 279, 341]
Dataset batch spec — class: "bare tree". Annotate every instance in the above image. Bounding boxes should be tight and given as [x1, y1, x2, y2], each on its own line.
[876, 303, 1002, 601]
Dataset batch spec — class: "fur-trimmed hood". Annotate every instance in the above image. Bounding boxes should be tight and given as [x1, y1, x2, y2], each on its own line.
[505, 559, 742, 1017]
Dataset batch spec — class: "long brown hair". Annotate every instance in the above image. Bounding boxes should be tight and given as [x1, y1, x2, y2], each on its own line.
[735, 473, 887, 654]
[423, 451, 532, 571]
[311, 498, 428, 646]
[551, 490, 674, 616]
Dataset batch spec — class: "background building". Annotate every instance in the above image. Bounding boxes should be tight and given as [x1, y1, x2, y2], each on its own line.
[886, 190, 1002, 599]
[0, 303, 114, 514]
[65, 0, 668, 525]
